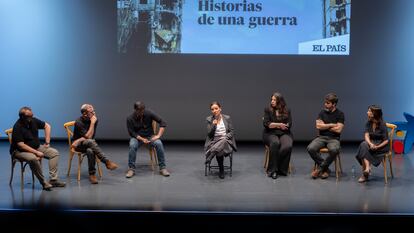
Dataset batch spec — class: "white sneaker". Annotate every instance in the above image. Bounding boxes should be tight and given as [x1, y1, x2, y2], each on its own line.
[126, 169, 135, 178]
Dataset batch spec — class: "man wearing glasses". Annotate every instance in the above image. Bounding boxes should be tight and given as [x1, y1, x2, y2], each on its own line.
[72, 104, 119, 184]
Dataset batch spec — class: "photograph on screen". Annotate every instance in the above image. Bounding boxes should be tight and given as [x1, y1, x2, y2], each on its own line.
[117, 0, 351, 55]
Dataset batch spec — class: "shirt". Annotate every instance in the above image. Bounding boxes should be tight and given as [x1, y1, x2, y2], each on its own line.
[126, 109, 167, 138]
[317, 109, 345, 139]
[73, 117, 98, 141]
[10, 117, 46, 154]
[214, 118, 226, 138]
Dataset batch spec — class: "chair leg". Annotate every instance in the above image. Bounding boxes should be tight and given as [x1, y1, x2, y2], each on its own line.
[204, 163, 208, 176]
[264, 149, 269, 169]
[335, 157, 339, 179]
[338, 155, 343, 174]
[383, 158, 388, 184]
[96, 157, 103, 178]
[31, 170, 35, 189]
[77, 154, 82, 181]
[67, 151, 74, 177]
[9, 159, 16, 186]
[230, 153, 233, 177]
[20, 162, 24, 190]
[149, 148, 155, 171]
[388, 155, 394, 178]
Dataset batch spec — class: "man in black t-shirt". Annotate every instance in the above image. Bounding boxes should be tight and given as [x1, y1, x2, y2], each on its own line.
[10, 106, 66, 191]
[307, 93, 345, 179]
[126, 101, 170, 178]
[72, 104, 119, 184]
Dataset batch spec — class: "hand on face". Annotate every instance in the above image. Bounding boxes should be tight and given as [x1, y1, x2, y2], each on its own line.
[210, 104, 221, 125]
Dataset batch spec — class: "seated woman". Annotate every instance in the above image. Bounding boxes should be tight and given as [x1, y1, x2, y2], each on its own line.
[204, 101, 237, 179]
[263, 92, 293, 179]
[355, 105, 389, 183]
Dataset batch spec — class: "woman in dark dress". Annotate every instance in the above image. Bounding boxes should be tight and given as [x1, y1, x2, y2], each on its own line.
[355, 105, 389, 183]
[204, 101, 237, 179]
[263, 92, 293, 179]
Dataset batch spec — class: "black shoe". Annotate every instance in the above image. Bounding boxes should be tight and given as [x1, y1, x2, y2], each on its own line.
[271, 172, 279, 180]
[50, 179, 66, 187]
[205, 154, 214, 165]
[219, 171, 225, 179]
[42, 183, 53, 191]
[267, 171, 273, 177]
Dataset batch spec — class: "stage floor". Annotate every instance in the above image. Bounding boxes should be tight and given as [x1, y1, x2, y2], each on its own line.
[1, 141, 414, 214]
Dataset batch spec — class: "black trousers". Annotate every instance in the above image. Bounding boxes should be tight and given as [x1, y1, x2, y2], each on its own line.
[216, 156, 224, 171]
[263, 133, 293, 175]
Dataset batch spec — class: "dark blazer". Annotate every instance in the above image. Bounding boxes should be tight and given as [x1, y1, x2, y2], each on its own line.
[204, 114, 237, 152]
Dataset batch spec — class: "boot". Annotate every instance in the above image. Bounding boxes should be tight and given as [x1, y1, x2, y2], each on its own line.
[218, 158, 225, 179]
[205, 153, 215, 165]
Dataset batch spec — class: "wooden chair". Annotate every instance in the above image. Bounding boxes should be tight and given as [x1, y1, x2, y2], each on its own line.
[5, 128, 36, 189]
[383, 123, 397, 184]
[264, 145, 293, 174]
[313, 148, 343, 179]
[63, 121, 102, 181]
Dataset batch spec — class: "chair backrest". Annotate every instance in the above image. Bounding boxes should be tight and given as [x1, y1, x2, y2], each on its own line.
[5, 128, 12, 144]
[386, 123, 397, 155]
[63, 121, 75, 148]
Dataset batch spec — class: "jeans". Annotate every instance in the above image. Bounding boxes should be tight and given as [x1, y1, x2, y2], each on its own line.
[128, 137, 166, 170]
[307, 136, 340, 171]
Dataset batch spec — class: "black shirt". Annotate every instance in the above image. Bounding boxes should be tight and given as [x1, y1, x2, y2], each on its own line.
[317, 109, 345, 139]
[10, 117, 46, 154]
[73, 117, 98, 141]
[263, 107, 292, 136]
[126, 109, 167, 138]
[365, 121, 389, 144]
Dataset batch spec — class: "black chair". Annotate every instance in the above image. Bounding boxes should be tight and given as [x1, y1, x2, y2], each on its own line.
[205, 153, 233, 177]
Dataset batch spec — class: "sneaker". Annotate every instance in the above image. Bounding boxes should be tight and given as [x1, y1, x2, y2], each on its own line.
[42, 182, 53, 191]
[160, 168, 170, 177]
[311, 169, 320, 179]
[89, 174, 98, 184]
[105, 160, 119, 170]
[126, 169, 135, 178]
[49, 179, 66, 187]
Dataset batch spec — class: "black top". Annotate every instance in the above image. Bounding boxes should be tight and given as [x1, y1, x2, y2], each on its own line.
[10, 117, 46, 154]
[263, 107, 292, 136]
[126, 109, 167, 138]
[73, 117, 98, 141]
[365, 121, 389, 145]
[317, 109, 345, 139]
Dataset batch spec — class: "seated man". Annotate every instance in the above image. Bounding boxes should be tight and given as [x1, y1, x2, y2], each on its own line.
[307, 93, 345, 179]
[126, 101, 170, 178]
[72, 104, 118, 184]
[10, 106, 66, 191]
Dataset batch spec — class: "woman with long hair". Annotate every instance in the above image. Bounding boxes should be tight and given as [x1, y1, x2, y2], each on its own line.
[263, 92, 293, 179]
[355, 105, 389, 182]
